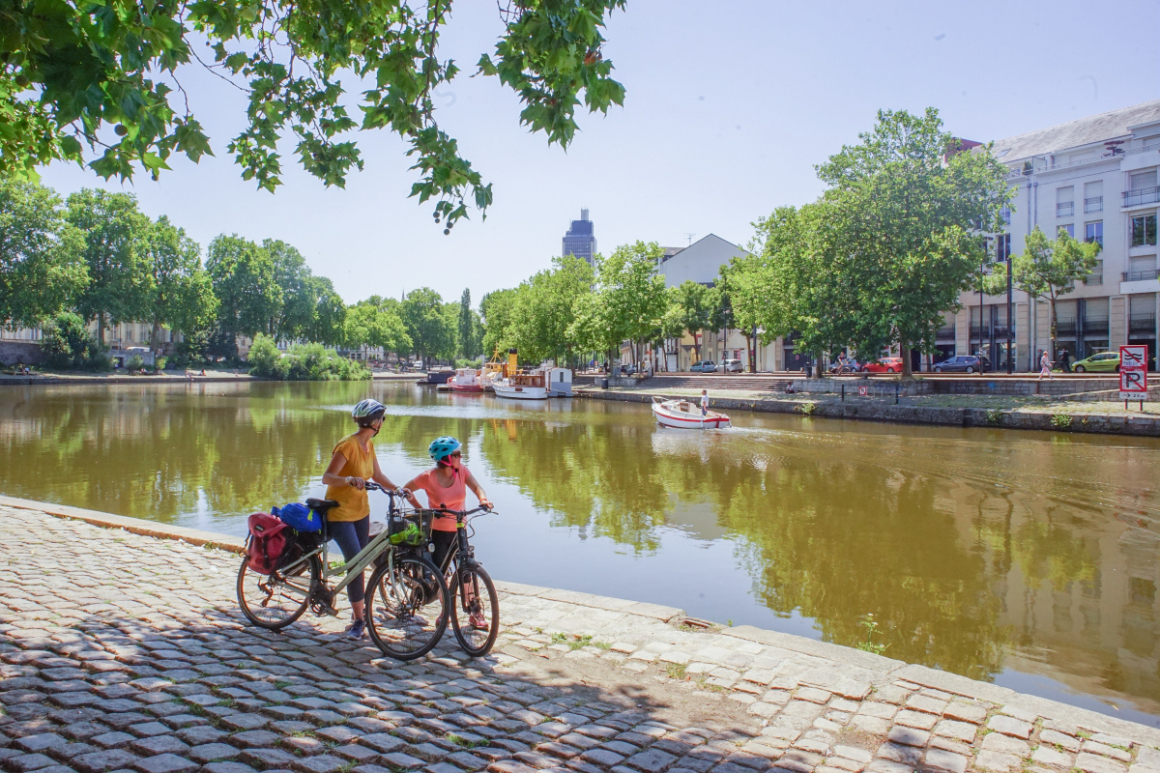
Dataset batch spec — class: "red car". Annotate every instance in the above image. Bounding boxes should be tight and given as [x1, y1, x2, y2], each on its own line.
[863, 356, 904, 374]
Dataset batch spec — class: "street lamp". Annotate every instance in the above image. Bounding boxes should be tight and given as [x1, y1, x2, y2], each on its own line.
[1005, 236, 1013, 374]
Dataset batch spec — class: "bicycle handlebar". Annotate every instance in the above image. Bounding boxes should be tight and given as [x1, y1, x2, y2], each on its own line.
[364, 482, 410, 498]
[426, 505, 493, 519]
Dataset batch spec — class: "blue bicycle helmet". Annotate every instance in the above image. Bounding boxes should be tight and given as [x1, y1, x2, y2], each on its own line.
[428, 436, 461, 464]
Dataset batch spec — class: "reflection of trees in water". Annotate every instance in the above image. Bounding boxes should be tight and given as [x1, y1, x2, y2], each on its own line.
[481, 419, 669, 551]
[0, 383, 397, 522]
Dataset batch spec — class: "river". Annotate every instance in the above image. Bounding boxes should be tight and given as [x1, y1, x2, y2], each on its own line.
[2, 380, 1159, 724]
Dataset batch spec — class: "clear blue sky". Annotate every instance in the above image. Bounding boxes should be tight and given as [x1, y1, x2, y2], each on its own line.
[40, 0, 1160, 306]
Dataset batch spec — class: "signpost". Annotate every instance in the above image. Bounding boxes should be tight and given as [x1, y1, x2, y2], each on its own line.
[858, 385, 868, 397]
[1119, 345, 1148, 410]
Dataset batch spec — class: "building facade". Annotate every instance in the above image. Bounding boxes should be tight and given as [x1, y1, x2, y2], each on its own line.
[561, 208, 597, 266]
[960, 100, 1160, 371]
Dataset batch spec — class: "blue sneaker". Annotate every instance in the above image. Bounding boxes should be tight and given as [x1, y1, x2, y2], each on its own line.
[346, 619, 366, 639]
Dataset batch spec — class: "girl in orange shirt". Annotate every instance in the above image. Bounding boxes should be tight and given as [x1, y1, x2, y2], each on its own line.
[403, 436, 492, 627]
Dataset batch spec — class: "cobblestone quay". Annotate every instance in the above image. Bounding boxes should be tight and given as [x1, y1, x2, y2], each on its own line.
[5, 504, 1160, 773]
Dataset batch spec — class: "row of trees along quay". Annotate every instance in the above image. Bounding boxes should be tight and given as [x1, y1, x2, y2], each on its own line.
[481, 110, 1103, 377]
[0, 175, 486, 372]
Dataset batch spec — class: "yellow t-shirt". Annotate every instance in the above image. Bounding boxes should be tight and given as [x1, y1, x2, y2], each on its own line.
[324, 434, 374, 522]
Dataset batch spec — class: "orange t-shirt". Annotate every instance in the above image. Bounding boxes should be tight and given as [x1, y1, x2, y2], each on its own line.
[411, 467, 467, 532]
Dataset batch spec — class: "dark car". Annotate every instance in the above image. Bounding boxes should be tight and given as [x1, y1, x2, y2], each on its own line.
[932, 355, 990, 374]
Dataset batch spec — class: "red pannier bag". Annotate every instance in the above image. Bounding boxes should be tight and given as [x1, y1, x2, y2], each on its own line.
[246, 513, 290, 575]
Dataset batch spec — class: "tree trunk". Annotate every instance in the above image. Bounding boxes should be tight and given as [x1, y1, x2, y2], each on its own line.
[97, 314, 106, 347]
[901, 340, 913, 379]
[1049, 295, 1058, 367]
[150, 318, 162, 354]
[813, 349, 823, 379]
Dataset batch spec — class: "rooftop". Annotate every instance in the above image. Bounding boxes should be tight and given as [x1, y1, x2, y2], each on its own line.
[990, 99, 1160, 162]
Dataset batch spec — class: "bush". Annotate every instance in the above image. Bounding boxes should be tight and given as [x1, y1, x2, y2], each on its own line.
[41, 313, 111, 371]
[248, 335, 369, 381]
[455, 358, 481, 369]
[126, 354, 145, 371]
[154, 356, 168, 371]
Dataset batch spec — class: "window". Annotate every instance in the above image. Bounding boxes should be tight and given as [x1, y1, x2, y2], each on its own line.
[1000, 206, 1011, 225]
[1084, 180, 1103, 213]
[1056, 186, 1074, 217]
[1131, 171, 1158, 190]
[1085, 221, 1103, 246]
[1131, 214, 1157, 247]
[1086, 259, 1102, 285]
[1059, 224, 1074, 238]
[995, 233, 1011, 261]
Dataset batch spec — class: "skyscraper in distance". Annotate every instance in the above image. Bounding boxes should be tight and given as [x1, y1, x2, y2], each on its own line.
[562, 208, 597, 265]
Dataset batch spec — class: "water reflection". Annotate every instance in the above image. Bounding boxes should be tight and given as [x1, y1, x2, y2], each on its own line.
[0, 381, 1158, 721]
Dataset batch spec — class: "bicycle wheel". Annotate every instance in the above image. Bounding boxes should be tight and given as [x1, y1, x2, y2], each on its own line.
[237, 549, 320, 629]
[449, 563, 499, 657]
[366, 555, 448, 661]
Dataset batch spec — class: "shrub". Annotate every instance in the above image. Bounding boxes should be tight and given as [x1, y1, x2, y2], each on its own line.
[154, 356, 168, 371]
[248, 335, 369, 381]
[455, 358, 480, 369]
[126, 354, 145, 371]
[41, 313, 111, 371]
[1050, 413, 1073, 430]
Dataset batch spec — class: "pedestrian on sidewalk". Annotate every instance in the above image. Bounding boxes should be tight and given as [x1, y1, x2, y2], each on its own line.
[1038, 350, 1054, 381]
[1059, 349, 1072, 373]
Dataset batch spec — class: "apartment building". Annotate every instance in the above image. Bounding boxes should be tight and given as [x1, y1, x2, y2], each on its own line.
[957, 100, 1160, 371]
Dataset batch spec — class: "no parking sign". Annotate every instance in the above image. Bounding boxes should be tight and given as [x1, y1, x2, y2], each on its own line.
[1119, 345, 1148, 403]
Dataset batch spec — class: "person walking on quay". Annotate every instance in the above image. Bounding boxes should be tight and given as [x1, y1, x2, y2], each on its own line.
[1038, 350, 1054, 381]
[320, 398, 408, 639]
[1059, 349, 1072, 373]
[402, 437, 492, 628]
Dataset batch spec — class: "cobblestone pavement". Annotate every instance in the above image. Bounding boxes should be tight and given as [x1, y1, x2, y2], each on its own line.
[4, 506, 1160, 773]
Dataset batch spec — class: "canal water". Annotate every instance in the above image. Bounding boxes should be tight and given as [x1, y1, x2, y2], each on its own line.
[2, 380, 1159, 724]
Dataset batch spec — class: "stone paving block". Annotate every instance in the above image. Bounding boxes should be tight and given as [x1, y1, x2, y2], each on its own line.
[90, 734, 135, 750]
[73, 749, 141, 773]
[128, 735, 189, 756]
[942, 702, 986, 724]
[3, 753, 58, 772]
[187, 743, 241, 764]
[986, 715, 1033, 740]
[1032, 747, 1073, 769]
[13, 735, 67, 754]
[580, 749, 626, 767]
[891, 710, 936, 731]
[1137, 749, 1160, 769]
[974, 751, 1022, 773]
[202, 764, 259, 773]
[132, 754, 198, 773]
[932, 720, 975, 744]
[981, 733, 1029, 757]
[1092, 735, 1134, 749]
[382, 753, 425, 771]
[875, 743, 920, 767]
[240, 748, 298, 769]
[1083, 742, 1132, 762]
[885, 727, 927, 748]
[923, 748, 967, 773]
[1077, 753, 1129, 773]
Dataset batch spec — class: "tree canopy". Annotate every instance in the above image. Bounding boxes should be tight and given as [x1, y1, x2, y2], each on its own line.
[0, 0, 627, 230]
[206, 234, 283, 345]
[0, 176, 86, 329]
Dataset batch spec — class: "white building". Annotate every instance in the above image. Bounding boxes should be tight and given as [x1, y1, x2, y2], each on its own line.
[960, 99, 1160, 371]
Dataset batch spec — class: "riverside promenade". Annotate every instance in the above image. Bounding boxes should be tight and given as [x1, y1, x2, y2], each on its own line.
[4, 502, 1160, 773]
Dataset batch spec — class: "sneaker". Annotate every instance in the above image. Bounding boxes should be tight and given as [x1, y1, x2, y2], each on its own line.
[346, 619, 366, 639]
[468, 610, 489, 630]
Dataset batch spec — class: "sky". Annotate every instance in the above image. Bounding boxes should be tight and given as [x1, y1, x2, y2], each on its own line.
[39, 0, 1160, 306]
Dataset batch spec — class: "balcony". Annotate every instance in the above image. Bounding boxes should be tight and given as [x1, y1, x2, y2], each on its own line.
[936, 326, 955, 340]
[1056, 202, 1074, 217]
[1083, 316, 1110, 335]
[1130, 314, 1157, 335]
[1055, 319, 1078, 336]
[1084, 196, 1103, 213]
[1123, 269, 1160, 282]
[1124, 187, 1160, 207]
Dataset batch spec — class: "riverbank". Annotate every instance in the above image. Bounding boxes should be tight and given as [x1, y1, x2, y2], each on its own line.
[575, 382, 1160, 437]
[5, 494, 1160, 770]
[0, 370, 420, 386]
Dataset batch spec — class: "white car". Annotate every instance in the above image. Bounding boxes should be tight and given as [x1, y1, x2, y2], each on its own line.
[720, 359, 744, 373]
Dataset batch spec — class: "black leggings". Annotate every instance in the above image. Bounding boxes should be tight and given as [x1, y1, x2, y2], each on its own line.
[430, 530, 457, 573]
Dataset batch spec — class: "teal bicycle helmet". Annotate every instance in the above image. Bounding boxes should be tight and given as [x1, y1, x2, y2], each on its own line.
[429, 436, 461, 464]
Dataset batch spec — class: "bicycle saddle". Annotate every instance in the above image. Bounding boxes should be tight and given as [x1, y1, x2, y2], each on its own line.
[306, 498, 339, 512]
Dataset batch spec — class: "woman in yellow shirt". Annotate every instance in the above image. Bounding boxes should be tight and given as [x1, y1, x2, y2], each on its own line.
[321, 398, 406, 639]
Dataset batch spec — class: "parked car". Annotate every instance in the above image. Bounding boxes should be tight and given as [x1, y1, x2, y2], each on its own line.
[690, 360, 717, 372]
[932, 355, 990, 374]
[863, 356, 905, 374]
[720, 358, 744, 373]
[618, 364, 637, 376]
[1072, 351, 1120, 373]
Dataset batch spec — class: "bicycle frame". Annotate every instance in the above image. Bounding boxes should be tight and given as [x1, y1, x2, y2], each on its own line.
[275, 487, 415, 603]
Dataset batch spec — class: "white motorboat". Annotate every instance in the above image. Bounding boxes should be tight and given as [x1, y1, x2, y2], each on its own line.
[650, 395, 731, 429]
[448, 368, 485, 393]
[493, 367, 573, 400]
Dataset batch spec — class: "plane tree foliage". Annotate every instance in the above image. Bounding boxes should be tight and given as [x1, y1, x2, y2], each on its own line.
[140, 215, 218, 351]
[0, 0, 627, 230]
[0, 175, 87, 329]
[206, 233, 283, 347]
